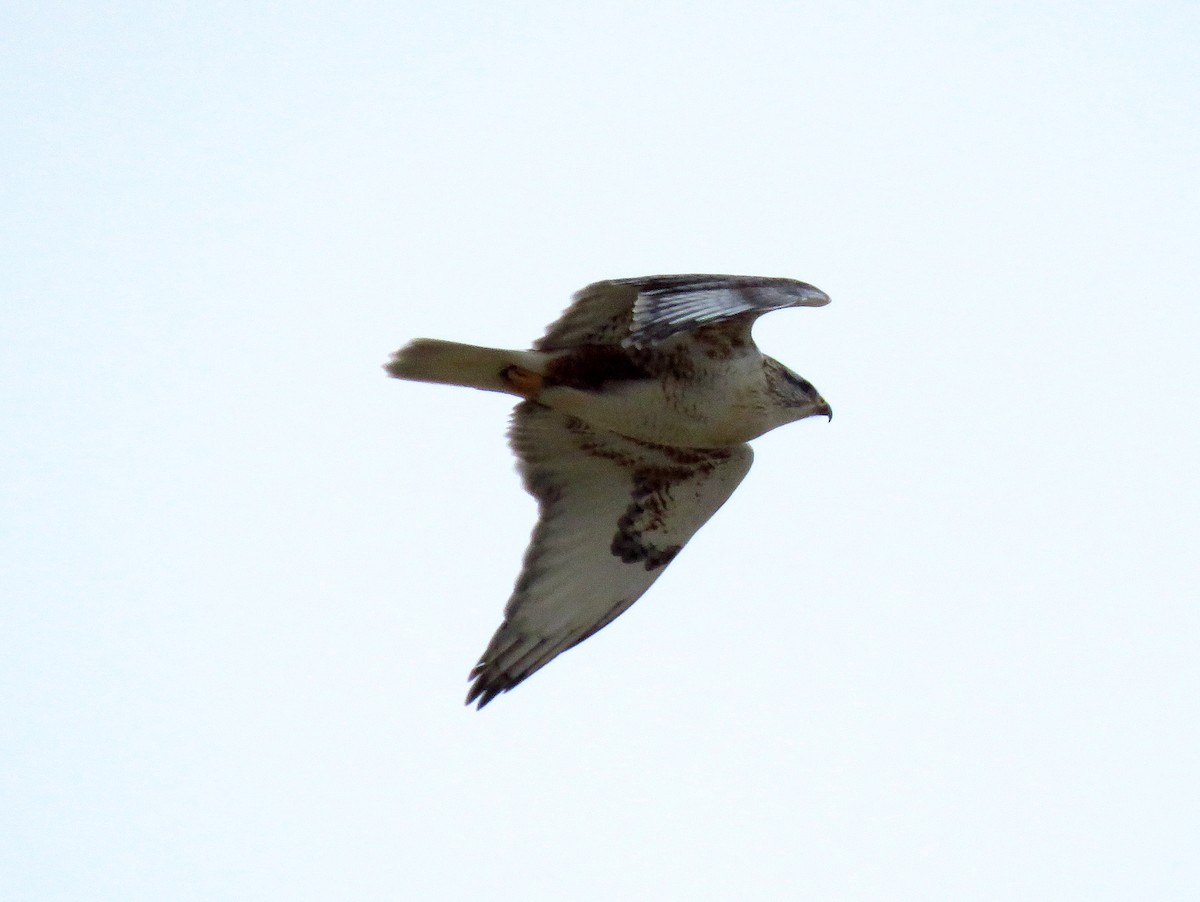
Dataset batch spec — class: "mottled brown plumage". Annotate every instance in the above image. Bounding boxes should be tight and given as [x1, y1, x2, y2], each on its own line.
[386, 274, 832, 707]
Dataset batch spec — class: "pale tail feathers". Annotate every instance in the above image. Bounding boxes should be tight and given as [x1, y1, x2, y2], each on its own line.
[385, 339, 545, 396]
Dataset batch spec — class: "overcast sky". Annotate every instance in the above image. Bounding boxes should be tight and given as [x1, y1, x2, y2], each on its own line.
[4, 2, 1199, 900]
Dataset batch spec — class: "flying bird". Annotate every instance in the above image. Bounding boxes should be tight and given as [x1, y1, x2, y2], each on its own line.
[386, 274, 831, 707]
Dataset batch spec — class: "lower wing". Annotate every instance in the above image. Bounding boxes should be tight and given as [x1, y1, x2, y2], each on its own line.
[467, 401, 753, 708]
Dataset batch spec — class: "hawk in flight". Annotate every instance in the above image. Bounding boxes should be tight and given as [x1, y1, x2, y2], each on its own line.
[386, 274, 831, 707]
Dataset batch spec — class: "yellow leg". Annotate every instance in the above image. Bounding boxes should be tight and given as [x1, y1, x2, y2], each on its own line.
[503, 365, 544, 399]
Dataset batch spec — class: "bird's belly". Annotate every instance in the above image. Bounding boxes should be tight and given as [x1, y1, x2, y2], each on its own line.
[537, 379, 768, 448]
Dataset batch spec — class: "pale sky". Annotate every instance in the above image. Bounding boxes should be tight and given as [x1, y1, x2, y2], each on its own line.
[3, 2, 1199, 900]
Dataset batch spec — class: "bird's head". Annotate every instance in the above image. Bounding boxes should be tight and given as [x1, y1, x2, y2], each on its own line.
[763, 358, 832, 424]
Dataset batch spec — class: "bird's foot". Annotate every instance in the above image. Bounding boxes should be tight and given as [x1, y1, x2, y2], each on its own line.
[503, 365, 544, 399]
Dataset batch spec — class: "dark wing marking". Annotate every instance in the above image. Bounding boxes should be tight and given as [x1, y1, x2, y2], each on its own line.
[620, 275, 830, 348]
[466, 401, 754, 708]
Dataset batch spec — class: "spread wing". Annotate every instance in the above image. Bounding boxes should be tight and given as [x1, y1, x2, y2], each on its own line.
[535, 274, 829, 351]
[466, 401, 754, 708]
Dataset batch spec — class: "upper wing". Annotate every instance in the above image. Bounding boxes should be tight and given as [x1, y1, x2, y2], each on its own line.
[466, 401, 754, 708]
[535, 274, 829, 351]
[533, 279, 640, 349]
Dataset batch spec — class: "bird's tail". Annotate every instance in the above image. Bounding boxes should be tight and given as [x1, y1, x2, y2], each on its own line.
[385, 339, 544, 396]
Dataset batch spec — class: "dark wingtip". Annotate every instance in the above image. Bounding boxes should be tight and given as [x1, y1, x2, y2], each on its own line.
[792, 282, 831, 307]
[383, 350, 405, 379]
[465, 666, 517, 710]
[464, 683, 499, 710]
